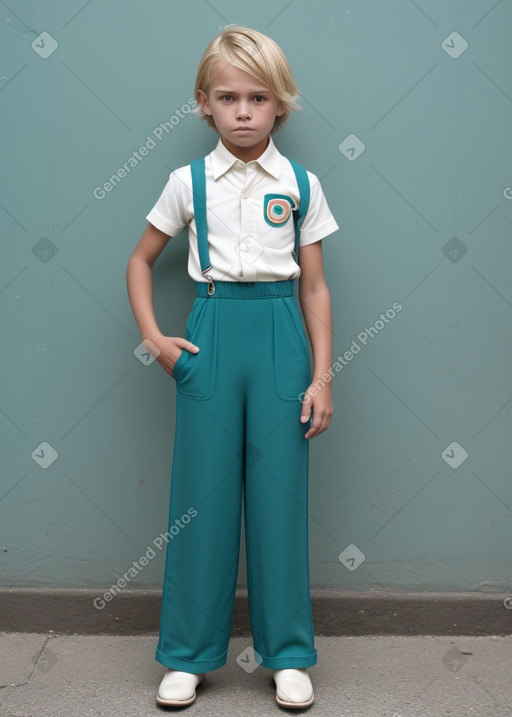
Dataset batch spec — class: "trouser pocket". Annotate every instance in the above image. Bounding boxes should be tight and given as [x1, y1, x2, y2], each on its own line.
[172, 298, 217, 400]
[273, 297, 312, 401]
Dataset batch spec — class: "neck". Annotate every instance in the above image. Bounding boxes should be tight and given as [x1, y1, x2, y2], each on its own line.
[221, 135, 270, 163]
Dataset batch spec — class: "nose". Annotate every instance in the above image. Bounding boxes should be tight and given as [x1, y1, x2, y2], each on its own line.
[236, 100, 251, 119]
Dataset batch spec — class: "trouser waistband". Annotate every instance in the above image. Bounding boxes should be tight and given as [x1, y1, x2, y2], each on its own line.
[195, 280, 294, 298]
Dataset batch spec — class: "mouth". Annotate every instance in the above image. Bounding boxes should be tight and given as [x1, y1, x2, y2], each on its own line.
[234, 127, 254, 132]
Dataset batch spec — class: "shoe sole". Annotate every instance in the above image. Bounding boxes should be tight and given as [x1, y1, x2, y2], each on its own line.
[156, 692, 197, 707]
[275, 691, 315, 709]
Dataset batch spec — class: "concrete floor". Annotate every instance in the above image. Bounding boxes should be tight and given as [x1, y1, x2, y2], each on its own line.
[1, 633, 511, 716]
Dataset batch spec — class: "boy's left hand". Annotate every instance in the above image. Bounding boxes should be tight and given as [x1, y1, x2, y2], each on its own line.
[300, 384, 333, 439]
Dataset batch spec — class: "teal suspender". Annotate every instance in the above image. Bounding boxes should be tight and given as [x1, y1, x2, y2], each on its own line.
[288, 159, 310, 260]
[190, 157, 211, 275]
[190, 155, 310, 291]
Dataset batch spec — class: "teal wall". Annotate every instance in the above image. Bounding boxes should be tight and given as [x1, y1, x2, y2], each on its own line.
[1, 0, 511, 595]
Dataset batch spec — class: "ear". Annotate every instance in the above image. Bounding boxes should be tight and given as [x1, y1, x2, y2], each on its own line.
[276, 101, 286, 117]
[197, 89, 213, 116]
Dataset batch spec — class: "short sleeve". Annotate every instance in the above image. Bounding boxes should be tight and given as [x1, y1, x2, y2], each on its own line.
[299, 172, 339, 246]
[146, 167, 193, 237]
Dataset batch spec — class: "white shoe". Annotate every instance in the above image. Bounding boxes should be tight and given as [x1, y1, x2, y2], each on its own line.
[272, 668, 314, 708]
[156, 669, 204, 706]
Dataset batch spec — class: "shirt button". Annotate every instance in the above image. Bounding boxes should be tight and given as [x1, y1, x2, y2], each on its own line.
[242, 194, 248, 199]
[236, 160, 244, 169]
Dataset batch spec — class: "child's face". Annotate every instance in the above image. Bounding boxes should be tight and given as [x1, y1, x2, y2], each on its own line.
[197, 59, 285, 157]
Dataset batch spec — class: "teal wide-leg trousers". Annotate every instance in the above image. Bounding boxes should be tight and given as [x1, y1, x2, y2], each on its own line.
[155, 279, 317, 673]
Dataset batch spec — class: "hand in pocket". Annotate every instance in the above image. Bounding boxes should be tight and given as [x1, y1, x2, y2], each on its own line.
[143, 336, 199, 378]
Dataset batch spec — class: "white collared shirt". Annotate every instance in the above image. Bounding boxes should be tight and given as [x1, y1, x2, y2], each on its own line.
[146, 136, 339, 282]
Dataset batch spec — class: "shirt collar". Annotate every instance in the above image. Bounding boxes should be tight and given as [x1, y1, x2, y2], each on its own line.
[210, 135, 281, 180]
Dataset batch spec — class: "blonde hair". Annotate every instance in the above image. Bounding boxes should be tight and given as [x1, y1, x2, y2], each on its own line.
[193, 24, 301, 134]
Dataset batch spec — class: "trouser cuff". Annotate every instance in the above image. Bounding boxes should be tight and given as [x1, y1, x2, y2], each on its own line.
[155, 647, 228, 674]
[258, 649, 318, 670]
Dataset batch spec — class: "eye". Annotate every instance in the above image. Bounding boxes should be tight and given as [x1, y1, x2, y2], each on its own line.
[254, 95, 266, 103]
[221, 94, 233, 102]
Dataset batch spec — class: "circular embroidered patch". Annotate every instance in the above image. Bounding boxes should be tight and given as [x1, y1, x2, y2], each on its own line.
[264, 194, 295, 227]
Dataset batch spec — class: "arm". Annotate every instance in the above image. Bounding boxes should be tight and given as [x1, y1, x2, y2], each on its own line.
[298, 240, 334, 439]
[126, 222, 198, 377]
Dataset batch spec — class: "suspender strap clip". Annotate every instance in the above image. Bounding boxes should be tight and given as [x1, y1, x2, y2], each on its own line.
[201, 267, 216, 295]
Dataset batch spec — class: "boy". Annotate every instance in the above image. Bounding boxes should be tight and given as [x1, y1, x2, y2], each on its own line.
[126, 24, 338, 709]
